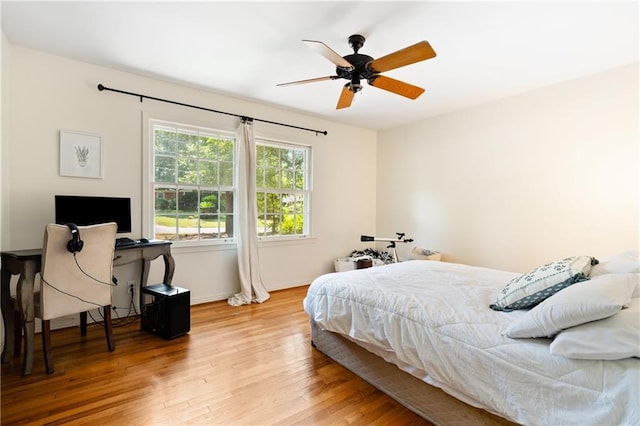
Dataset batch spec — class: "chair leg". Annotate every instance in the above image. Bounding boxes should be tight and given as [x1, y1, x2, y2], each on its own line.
[42, 320, 54, 375]
[80, 312, 87, 337]
[13, 310, 22, 357]
[103, 305, 115, 352]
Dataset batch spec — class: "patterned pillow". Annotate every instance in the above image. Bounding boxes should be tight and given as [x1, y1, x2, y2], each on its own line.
[490, 256, 598, 311]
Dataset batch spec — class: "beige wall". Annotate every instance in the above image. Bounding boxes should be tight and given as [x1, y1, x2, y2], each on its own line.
[1, 44, 377, 309]
[0, 30, 9, 350]
[378, 64, 639, 272]
[1, 32, 10, 251]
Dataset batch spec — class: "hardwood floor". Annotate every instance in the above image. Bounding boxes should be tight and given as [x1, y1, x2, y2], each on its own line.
[1, 285, 430, 425]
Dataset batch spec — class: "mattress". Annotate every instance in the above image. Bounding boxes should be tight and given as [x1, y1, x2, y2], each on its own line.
[303, 260, 639, 425]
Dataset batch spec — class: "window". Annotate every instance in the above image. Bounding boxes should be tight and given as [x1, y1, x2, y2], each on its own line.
[255, 140, 310, 239]
[147, 118, 311, 244]
[151, 120, 235, 242]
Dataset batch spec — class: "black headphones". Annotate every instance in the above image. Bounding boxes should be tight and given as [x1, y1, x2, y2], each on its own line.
[66, 223, 84, 253]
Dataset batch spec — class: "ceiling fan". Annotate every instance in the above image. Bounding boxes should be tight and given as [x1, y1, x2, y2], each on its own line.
[277, 34, 436, 109]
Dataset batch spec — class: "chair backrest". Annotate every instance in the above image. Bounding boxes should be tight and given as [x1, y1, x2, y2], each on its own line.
[39, 223, 117, 320]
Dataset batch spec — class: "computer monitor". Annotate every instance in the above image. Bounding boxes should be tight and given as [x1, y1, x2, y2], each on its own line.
[55, 195, 132, 234]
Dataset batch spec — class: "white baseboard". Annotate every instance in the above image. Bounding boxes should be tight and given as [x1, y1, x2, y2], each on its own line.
[31, 282, 311, 332]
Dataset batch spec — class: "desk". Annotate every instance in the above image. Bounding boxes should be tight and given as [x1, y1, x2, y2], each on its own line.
[1, 240, 174, 375]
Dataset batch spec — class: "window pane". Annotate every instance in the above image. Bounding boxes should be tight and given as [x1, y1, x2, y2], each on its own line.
[154, 187, 177, 240]
[282, 214, 296, 235]
[199, 191, 220, 239]
[219, 138, 234, 162]
[177, 131, 198, 157]
[295, 214, 305, 233]
[266, 193, 280, 214]
[219, 161, 233, 186]
[292, 194, 304, 214]
[264, 168, 279, 189]
[256, 145, 265, 167]
[257, 215, 267, 237]
[256, 192, 265, 214]
[220, 190, 234, 213]
[281, 169, 294, 190]
[293, 150, 304, 170]
[199, 161, 218, 185]
[223, 213, 234, 238]
[218, 189, 234, 238]
[264, 146, 279, 167]
[200, 213, 219, 240]
[294, 170, 304, 190]
[264, 214, 279, 235]
[200, 190, 218, 214]
[155, 156, 176, 183]
[199, 135, 218, 160]
[178, 157, 197, 184]
[281, 148, 294, 169]
[256, 167, 265, 187]
[155, 128, 176, 154]
[177, 188, 198, 241]
[290, 194, 305, 234]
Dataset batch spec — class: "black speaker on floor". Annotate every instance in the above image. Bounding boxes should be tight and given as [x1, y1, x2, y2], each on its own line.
[141, 284, 190, 340]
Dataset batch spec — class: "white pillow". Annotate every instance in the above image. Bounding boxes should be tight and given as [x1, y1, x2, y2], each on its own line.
[550, 298, 640, 360]
[490, 256, 597, 311]
[589, 251, 639, 278]
[504, 274, 638, 338]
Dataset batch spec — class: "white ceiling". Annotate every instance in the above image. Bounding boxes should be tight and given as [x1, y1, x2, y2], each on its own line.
[1, 1, 638, 131]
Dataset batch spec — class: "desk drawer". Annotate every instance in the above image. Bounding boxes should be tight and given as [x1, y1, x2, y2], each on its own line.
[113, 247, 143, 266]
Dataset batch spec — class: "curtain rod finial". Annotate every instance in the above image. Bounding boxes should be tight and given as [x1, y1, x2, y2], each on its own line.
[97, 84, 105, 91]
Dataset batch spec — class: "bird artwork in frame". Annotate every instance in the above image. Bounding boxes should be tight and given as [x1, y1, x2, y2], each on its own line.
[59, 130, 103, 178]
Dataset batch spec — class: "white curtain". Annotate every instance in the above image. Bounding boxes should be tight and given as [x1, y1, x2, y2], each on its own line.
[228, 119, 270, 306]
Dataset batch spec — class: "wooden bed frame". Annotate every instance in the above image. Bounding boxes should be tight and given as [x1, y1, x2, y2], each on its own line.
[310, 320, 515, 425]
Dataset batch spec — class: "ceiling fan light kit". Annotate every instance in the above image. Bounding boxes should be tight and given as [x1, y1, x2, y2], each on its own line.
[278, 34, 436, 110]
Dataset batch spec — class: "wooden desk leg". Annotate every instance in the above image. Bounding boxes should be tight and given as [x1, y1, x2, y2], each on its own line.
[1, 266, 14, 363]
[139, 258, 151, 309]
[16, 261, 37, 376]
[163, 253, 175, 285]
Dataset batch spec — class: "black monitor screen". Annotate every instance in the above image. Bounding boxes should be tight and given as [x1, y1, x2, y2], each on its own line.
[55, 195, 132, 233]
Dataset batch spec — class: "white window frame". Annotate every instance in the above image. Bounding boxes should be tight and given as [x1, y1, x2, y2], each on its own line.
[144, 116, 237, 247]
[254, 137, 312, 241]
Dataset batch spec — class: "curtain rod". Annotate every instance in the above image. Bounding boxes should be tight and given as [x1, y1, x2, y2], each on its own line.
[97, 84, 328, 136]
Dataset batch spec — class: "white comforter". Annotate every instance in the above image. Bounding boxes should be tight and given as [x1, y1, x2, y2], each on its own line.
[303, 260, 639, 426]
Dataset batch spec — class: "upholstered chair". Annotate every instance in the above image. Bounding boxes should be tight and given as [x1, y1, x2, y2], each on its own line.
[14, 223, 117, 374]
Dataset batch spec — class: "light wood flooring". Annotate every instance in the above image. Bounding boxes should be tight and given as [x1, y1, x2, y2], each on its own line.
[1, 285, 430, 425]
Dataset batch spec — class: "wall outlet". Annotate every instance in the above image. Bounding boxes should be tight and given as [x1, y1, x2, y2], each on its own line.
[127, 280, 136, 294]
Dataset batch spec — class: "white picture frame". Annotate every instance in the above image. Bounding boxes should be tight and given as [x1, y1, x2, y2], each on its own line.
[59, 130, 103, 178]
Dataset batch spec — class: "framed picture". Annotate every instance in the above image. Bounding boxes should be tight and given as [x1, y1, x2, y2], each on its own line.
[59, 130, 103, 178]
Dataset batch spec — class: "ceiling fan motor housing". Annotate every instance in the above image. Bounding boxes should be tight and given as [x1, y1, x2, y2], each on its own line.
[337, 53, 377, 92]
[337, 35, 382, 92]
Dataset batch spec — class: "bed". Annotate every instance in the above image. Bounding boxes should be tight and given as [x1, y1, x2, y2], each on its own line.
[303, 254, 639, 425]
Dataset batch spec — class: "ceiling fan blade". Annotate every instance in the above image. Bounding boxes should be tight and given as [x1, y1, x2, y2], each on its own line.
[368, 41, 436, 73]
[369, 75, 425, 99]
[336, 85, 354, 109]
[303, 39, 354, 69]
[277, 76, 338, 87]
